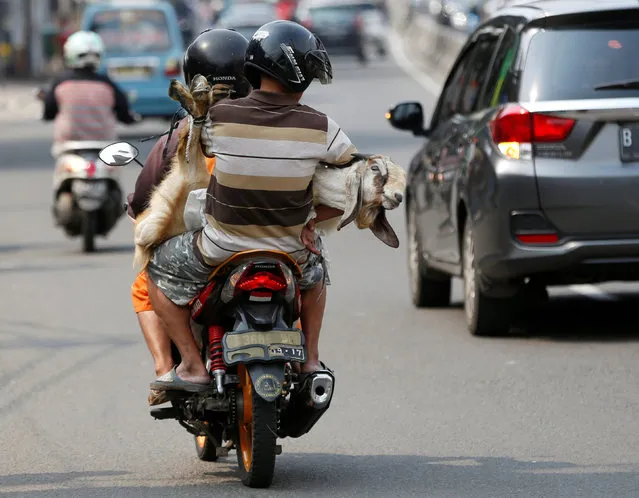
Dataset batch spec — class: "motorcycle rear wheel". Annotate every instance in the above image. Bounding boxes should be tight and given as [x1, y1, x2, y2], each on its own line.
[236, 364, 277, 488]
[194, 422, 219, 462]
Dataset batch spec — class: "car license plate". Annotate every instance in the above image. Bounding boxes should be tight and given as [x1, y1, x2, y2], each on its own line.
[72, 180, 107, 198]
[619, 123, 639, 162]
[109, 66, 151, 81]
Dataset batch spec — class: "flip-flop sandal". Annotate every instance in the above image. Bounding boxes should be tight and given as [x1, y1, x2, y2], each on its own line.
[148, 389, 169, 406]
[150, 367, 213, 393]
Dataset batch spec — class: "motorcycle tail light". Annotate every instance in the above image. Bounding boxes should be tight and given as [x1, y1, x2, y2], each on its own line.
[237, 272, 286, 292]
[220, 260, 297, 303]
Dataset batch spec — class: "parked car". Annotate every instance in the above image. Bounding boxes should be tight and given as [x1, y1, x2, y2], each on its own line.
[427, 0, 482, 33]
[213, 2, 279, 41]
[386, 0, 639, 336]
[294, 0, 387, 63]
[81, 1, 185, 120]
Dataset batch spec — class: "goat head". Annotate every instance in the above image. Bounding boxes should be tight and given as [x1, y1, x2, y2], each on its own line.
[338, 154, 406, 248]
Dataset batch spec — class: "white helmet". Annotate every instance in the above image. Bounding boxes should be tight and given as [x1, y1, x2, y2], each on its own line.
[63, 31, 105, 70]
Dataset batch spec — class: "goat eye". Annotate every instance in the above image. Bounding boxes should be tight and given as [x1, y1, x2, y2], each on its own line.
[371, 165, 380, 172]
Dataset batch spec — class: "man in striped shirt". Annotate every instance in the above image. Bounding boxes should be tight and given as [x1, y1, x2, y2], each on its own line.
[147, 21, 357, 392]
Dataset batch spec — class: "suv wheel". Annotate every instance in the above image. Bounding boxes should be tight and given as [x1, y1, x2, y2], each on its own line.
[407, 201, 451, 307]
[462, 222, 513, 336]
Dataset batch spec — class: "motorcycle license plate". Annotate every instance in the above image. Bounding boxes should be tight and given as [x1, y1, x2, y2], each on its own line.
[223, 329, 305, 365]
[72, 180, 107, 198]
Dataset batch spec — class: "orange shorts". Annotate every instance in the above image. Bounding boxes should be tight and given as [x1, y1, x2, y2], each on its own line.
[131, 271, 154, 313]
[131, 157, 216, 314]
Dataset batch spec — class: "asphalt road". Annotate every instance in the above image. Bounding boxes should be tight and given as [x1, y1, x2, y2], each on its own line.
[2, 50, 639, 498]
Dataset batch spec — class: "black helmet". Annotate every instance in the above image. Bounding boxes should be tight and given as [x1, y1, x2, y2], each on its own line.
[244, 20, 332, 93]
[183, 28, 251, 97]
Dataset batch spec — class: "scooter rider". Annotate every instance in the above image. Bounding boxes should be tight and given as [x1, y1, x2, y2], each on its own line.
[42, 30, 139, 157]
[127, 28, 252, 406]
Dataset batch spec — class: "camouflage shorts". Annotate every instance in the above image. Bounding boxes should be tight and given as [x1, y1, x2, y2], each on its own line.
[146, 230, 330, 306]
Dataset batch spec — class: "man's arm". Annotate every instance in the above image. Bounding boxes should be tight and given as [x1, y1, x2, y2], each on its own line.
[42, 79, 59, 121]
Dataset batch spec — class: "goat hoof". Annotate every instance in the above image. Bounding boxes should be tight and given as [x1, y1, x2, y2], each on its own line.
[190, 74, 211, 96]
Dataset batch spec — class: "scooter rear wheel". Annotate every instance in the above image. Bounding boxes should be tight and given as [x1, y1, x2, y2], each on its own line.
[236, 364, 277, 488]
[82, 211, 97, 253]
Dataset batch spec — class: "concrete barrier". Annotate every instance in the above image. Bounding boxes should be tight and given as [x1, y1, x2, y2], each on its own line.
[386, 0, 469, 86]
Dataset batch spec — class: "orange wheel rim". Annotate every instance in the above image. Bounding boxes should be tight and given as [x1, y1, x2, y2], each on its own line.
[196, 435, 207, 448]
[197, 421, 209, 448]
[238, 364, 253, 470]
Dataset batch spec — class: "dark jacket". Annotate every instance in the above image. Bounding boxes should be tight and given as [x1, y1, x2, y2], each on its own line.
[126, 118, 188, 219]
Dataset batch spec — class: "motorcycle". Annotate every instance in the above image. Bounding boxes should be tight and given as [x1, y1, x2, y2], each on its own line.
[52, 141, 125, 252]
[99, 142, 336, 488]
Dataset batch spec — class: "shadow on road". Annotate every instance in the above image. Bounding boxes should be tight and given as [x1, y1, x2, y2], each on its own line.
[1, 454, 637, 497]
[515, 294, 639, 342]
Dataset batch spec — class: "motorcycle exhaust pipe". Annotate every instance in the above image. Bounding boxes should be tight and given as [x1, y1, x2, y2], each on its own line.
[278, 370, 335, 439]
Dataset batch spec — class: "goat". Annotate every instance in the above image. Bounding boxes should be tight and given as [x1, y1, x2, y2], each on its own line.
[132, 75, 225, 270]
[313, 154, 407, 248]
[132, 76, 407, 271]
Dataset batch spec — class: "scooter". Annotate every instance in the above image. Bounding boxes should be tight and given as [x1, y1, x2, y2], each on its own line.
[52, 141, 125, 252]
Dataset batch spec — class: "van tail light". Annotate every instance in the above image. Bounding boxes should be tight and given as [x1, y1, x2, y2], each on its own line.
[353, 14, 363, 29]
[490, 104, 576, 159]
[164, 58, 181, 77]
[301, 18, 312, 29]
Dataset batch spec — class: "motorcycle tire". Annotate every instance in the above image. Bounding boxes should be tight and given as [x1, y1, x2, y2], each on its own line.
[82, 211, 97, 253]
[236, 364, 277, 488]
[194, 422, 219, 462]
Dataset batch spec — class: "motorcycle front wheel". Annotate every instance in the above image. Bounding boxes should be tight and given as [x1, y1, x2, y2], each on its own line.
[236, 364, 277, 488]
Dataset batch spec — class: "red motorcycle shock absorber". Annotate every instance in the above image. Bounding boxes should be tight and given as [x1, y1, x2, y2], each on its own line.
[208, 325, 225, 394]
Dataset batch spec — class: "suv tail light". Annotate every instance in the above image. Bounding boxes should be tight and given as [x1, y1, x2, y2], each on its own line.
[510, 211, 560, 245]
[301, 17, 312, 29]
[490, 104, 576, 159]
[353, 14, 363, 29]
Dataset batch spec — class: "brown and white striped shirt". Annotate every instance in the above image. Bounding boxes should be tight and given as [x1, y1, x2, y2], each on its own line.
[198, 90, 357, 265]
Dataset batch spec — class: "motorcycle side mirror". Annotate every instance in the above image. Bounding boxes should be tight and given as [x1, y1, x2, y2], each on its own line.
[99, 142, 142, 167]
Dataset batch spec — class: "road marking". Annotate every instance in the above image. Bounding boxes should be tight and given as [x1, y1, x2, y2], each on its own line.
[568, 284, 616, 301]
[388, 30, 441, 97]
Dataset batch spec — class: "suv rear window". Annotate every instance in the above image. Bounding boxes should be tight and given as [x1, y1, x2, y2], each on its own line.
[520, 22, 639, 102]
[89, 9, 171, 54]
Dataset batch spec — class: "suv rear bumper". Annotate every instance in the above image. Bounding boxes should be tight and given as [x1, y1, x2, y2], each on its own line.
[477, 233, 639, 285]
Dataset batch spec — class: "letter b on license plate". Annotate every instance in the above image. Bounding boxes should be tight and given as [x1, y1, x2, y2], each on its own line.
[619, 124, 639, 162]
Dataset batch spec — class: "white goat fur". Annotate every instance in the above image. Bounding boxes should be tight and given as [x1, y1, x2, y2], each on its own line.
[132, 77, 407, 271]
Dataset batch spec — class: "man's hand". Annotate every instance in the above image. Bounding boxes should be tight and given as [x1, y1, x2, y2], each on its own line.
[301, 218, 321, 255]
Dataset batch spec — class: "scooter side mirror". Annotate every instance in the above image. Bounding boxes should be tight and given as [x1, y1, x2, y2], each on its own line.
[99, 142, 140, 167]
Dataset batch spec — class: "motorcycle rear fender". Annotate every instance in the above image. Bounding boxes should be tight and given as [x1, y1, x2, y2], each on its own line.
[246, 362, 285, 402]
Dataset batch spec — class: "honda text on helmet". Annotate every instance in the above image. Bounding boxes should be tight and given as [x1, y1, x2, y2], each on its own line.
[244, 20, 333, 93]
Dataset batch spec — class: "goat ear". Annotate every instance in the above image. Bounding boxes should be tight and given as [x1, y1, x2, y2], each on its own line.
[351, 152, 374, 161]
[337, 165, 364, 230]
[370, 209, 400, 248]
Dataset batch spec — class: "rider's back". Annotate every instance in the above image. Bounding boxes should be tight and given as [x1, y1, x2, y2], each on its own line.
[46, 68, 119, 144]
[199, 89, 356, 266]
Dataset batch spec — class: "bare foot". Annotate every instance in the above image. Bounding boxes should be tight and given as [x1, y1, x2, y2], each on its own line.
[175, 363, 211, 384]
[299, 361, 323, 374]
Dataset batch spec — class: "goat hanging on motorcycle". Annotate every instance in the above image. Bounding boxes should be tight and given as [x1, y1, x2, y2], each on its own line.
[41, 30, 139, 252]
[100, 21, 406, 489]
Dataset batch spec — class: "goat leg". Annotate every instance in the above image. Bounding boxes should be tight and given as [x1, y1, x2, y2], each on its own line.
[168, 79, 196, 116]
